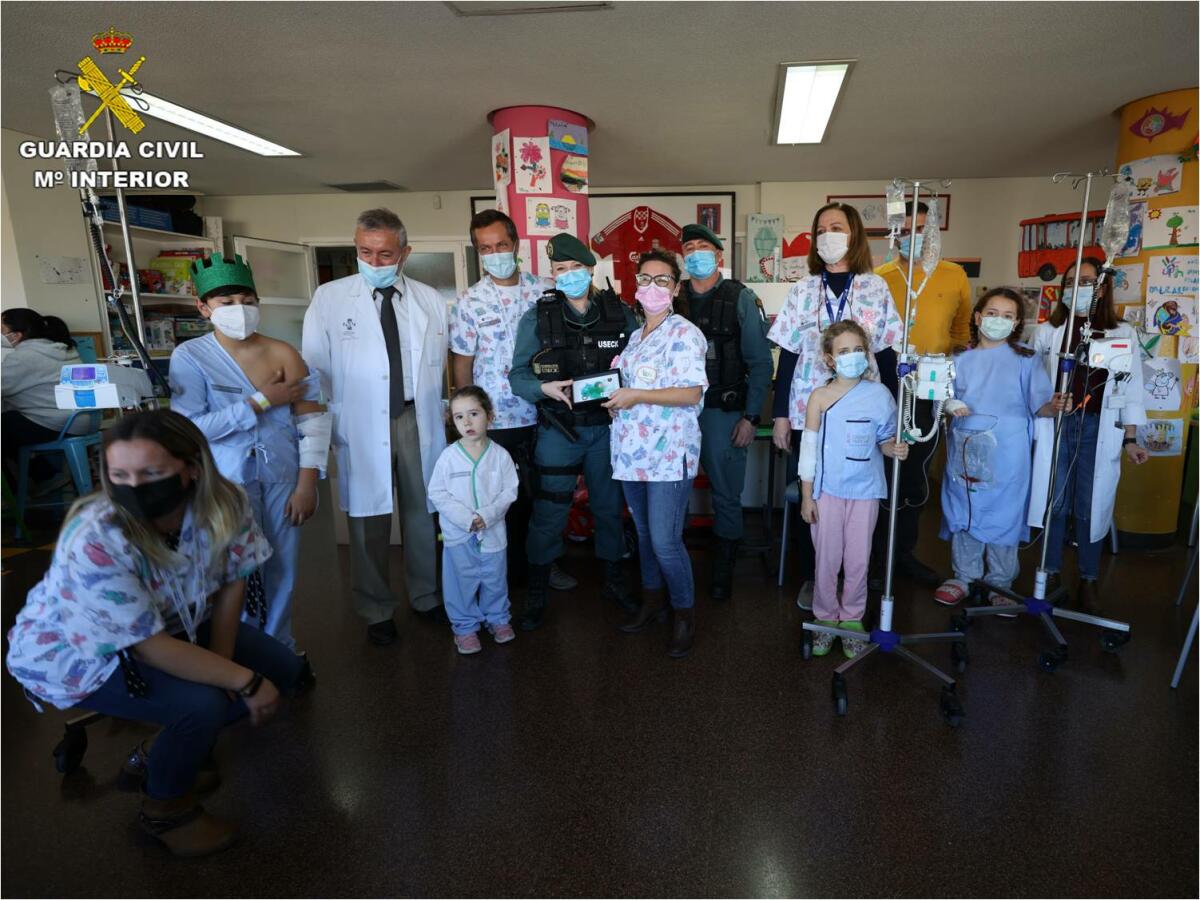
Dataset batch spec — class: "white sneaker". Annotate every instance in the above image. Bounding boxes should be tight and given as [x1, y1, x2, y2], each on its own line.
[795, 580, 814, 611]
[549, 564, 578, 591]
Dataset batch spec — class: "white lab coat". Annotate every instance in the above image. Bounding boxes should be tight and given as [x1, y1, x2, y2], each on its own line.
[302, 273, 449, 516]
[1027, 320, 1146, 543]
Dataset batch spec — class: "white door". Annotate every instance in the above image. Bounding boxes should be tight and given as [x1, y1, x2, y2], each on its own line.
[232, 236, 317, 349]
[404, 240, 468, 304]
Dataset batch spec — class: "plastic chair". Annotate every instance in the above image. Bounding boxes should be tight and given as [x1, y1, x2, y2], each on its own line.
[777, 480, 801, 586]
[14, 411, 102, 539]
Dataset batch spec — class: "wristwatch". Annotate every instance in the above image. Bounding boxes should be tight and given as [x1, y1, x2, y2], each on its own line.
[1122, 437, 1137, 446]
[238, 671, 264, 698]
[743, 414, 761, 426]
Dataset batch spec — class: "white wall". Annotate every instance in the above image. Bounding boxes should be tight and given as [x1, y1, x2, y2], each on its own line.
[0, 129, 103, 332]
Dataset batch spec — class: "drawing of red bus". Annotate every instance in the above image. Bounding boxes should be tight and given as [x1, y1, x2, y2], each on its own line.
[1018, 211, 1106, 281]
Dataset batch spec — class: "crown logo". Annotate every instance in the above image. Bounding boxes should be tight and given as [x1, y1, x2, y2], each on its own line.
[92, 26, 133, 54]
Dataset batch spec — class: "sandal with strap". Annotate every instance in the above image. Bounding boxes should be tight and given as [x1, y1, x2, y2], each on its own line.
[934, 579, 969, 606]
[139, 795, 236, 858]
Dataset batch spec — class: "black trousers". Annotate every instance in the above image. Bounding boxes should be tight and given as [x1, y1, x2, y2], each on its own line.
[785, 428, 816, 582]
[1, 410, 61, 483]
[872, 397, 937, 564]
[489, 425, 536, 583]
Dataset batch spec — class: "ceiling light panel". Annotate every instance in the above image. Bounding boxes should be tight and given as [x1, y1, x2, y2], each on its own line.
[773, 61, 853, 145]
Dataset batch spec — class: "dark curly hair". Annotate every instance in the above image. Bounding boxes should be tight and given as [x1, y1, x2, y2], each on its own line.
[969, 287, 1033, 357]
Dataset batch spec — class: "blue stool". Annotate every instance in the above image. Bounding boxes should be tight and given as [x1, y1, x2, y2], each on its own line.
[777, 480, 801, 586]
[15, 411, 102, 540]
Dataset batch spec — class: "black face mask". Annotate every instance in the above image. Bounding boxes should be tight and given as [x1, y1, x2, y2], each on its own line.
[110, 473, 190, 521]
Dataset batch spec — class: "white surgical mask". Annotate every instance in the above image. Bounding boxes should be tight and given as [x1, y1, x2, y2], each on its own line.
[209, 304, 260, 341]
[1, 333, 12, 350]
[816, 232, 849, 265]
[1063, 284, 1094, 315]
[979, 315, 1016, 342]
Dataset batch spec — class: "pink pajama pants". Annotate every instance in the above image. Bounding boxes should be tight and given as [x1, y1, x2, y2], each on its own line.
[811, 493, 879, 622]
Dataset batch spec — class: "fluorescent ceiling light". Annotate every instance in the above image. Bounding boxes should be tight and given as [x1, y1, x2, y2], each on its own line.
[773, 61, 853, 145]
[82, 85, 301, 156]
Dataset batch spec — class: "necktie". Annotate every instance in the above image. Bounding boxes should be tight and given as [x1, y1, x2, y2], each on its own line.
[377, 286, 405, 415]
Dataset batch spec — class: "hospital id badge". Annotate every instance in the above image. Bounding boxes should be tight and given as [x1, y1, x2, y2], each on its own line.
[706, 339, 717, 360]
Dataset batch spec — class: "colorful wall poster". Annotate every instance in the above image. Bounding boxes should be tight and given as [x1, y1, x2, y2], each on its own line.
[1128, 104, 1190, 143]
[1123, 305, 1145, 328]
[1039, 285, 1059, 322]
[1111, 262, 1145, 303]
[746, 213, 785, 282]
[548, 119, 588, 155]
[1141, 357, 1183, 411]
[1117, 202, 1146, 258]
[518, 238, 533, 273]
[525, 197, 556, 236]
[548, 198, 577, 233]
[1118, 154, 1183, 198]
[1137, 418, 1184, 456]
[560, 154, 587, 193]
[514, 136, 551, 194]
[1147, 295, 1194, 336]
[1143, 206, 1198, 250]
[1146, 253, 1199, 301]
[492, 129, 511, 191]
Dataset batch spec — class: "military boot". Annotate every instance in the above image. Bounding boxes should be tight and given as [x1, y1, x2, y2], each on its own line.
[709, 538, 739, 602]
[519, 564, 551, 631]
[602, 560, 637, 613]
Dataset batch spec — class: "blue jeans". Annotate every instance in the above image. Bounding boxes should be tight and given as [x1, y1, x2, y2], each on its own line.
[1045, 412, 1103, 580]
[622, 478, 695, 609]
[76, 621, 304, 800]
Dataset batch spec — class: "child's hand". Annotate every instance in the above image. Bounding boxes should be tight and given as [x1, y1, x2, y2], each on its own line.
[285, 483, 318, 526]
[469, 514, 485, 532]
[881, 440, 909, 460]
[800, 497, 818, 524]
[1051, 392, 1073, 414]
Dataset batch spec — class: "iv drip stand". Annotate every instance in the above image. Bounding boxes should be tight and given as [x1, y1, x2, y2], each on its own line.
[801, 178, 966, 726]
[952, 170, 1132, 671]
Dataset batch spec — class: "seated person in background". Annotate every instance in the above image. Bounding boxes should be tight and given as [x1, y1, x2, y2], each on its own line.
[1, 307, 93, 488]
[5, 410, 311, 858]
[169, 253, 330, 652]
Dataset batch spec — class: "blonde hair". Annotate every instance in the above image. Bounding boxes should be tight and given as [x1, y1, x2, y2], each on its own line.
[66, 410, 246, 568]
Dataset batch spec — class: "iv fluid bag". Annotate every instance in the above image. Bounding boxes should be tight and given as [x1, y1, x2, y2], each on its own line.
[920, 197, 942, 275]
[49, 85, 97, 175]
[1099, 180, 1133, 264]
[886, 181, 906, 242]
[948, 415, 997, 492]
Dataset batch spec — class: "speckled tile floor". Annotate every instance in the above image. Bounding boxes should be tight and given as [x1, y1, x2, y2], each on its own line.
[2, 487, 1196, 897]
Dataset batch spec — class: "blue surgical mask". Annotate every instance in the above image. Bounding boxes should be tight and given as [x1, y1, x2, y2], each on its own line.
[358, 258, 399, 290]
[684, 250, 718, 279]
[555, 268, 592, 299]
[834, 350, 869, 379]
[899, 233, 924, 258]
[481, 251, 517, 280]
[1063, 284, 1094, 315]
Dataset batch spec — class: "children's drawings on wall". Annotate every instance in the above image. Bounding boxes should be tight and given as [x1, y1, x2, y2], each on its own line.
[746, 214, 784, 282]
[560, 154, 587, 193]
[1179, 335, 1199, 363]
[548, 119, 588, 155]
[1111, 262, 1145, 303]
[1146, 253, 1198, 301]
[1147, 295, 1195, 336]
[1143, 206, 1198, 250]
[1142, 357, 1182, 411]
[492, 130, 511, 190]
[514, 137, 551, 194]
[1118, 154, 1183, 198]
[525, 197, 576, 237]
[1137, 418, 1184, 457]
[1117, 202, 1146, 258]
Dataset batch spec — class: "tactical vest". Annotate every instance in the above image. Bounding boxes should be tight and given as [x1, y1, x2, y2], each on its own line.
[680, 278, 749, 411]
[531, 288, 630, 426]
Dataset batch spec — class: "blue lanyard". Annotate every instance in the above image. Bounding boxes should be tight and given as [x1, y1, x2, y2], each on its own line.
[821, 272, 853, 325]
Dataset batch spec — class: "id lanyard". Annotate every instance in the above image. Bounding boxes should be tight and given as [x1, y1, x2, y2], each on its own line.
[820, 272, 854, 331]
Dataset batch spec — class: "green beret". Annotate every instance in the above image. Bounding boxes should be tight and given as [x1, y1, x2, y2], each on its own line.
[190, 252, 256, 299]
[681, 223, 723, 250]
[546, 232, 596, 266]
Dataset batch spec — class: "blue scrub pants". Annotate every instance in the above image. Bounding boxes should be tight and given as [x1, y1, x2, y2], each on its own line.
[443, 540, 510, 635]
[622, 478, 696, 609]
[527, 423, 625, 566]
[699, 408, 748, 541]
[1045, 412, 1104, 580]
[244, 480, 300, 649]
[76, 621, 304, 800]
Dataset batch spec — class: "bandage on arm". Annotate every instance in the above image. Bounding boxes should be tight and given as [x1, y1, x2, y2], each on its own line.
[297, 411, 332, 476]
[798, 429, 819, 481]
[944, 399, 967, 415]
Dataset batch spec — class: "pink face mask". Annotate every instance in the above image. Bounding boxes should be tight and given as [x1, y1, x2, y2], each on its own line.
[635, 282, 674, 315]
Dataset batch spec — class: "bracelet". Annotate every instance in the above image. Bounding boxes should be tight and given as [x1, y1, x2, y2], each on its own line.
[250, 391, 271, 412]
[238, 671, 264, 698]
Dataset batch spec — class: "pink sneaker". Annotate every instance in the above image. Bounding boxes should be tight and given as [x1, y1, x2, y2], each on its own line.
[490, 623, 516, 644]
[454, 632, 482, 655]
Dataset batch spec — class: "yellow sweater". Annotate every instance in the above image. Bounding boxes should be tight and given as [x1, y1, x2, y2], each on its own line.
[874, 258, 973, 355]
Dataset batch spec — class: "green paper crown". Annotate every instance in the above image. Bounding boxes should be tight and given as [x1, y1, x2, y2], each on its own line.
[190, 253, 256, 299]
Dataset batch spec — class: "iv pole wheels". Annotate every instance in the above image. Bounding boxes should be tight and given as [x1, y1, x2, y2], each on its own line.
[53, 724, 88, 775]
[940, 686, 965, 728]
[1038, 647, 1068, 672]
[951, 640, 969, 673]
[831, 673, 848, 716]
[1100, 629, 1131, 653]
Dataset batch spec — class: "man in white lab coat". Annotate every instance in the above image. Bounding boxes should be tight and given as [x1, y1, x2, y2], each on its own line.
[302, 209, 450, 645]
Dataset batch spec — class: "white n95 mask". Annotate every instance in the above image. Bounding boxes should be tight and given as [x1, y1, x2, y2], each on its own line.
[209, 304, 260, 341]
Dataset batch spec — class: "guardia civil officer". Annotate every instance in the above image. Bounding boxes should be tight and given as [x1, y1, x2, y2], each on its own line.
[676, 224, 773, 602]
[509, 233, 639, 631]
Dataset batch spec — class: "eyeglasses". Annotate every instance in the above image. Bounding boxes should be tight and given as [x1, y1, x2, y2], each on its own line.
[634, 274, 676, 288]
